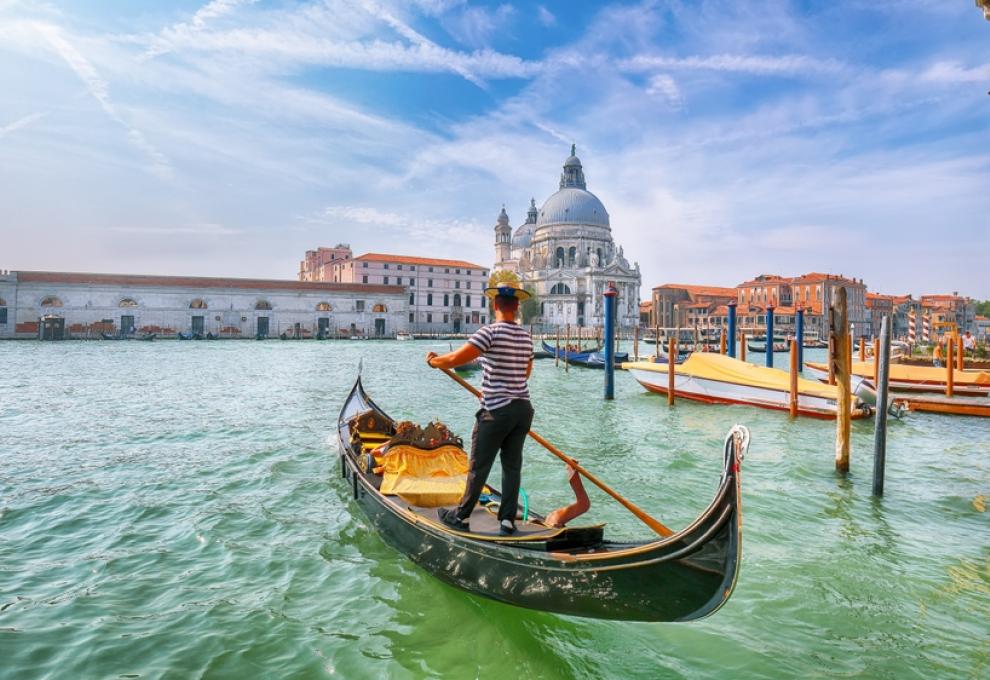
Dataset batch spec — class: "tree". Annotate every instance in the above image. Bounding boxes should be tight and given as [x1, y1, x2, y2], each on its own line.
[975, 300, 990, 317]
[487, 270, 539, 323]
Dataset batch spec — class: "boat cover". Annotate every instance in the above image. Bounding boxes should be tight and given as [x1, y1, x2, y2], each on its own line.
[377, 444, 469, 507]
[623, 353, 843, 399]
[806, 361, 990, 385]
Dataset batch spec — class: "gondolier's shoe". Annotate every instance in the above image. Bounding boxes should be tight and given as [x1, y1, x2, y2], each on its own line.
[499, 519, 516, 536]
[438, 508, 469, 532]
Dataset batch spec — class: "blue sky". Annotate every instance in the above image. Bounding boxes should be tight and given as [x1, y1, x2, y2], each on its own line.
[1, 0, 988, 298]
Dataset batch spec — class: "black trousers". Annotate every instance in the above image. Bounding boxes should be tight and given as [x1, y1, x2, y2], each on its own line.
[454, 399, 534, 523]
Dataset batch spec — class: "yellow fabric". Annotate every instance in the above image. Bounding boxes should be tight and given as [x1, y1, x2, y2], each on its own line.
[622, 353, 844, 399]
[378, 444, 470, 507]
[806, 361, 990, 386]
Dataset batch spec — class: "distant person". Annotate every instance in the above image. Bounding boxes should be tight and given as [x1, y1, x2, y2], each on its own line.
[544, 463, 591, 528]
[932, 339, 944, 368]
[427, 281, 534, 536]
[963, 331, 975, 357]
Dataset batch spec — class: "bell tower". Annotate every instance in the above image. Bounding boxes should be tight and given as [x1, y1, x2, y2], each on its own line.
[494, 206, 512, 266]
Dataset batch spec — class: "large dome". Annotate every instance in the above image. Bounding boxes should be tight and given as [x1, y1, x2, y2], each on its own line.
[537, 187, 610, 229]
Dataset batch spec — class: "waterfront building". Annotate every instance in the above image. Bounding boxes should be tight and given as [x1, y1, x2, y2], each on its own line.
[919, 293, 976, 334]
[327, 253, 489, 334]
[0, 270, 406, 339]
[865, 293, 895, 338]
[299, 244, 353, 282]
[649, 284, 736, 329]
[493, 146, 642, 328]
[735, 272, 868, 338]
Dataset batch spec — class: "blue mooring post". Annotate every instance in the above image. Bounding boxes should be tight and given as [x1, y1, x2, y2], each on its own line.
[727, 301, 737, 358]
[766, 305, 775, 368]
[603, 282, 617, 400]
[796, 307, 805, 369]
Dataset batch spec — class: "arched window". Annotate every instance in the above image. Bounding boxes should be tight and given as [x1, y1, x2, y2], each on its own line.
[119, 298, 138, 308]
[568, 246, 576, 266]
[372, 303, 387, 313]
[596, 248, 603, 265]
[453, 293, 461, 307]
[316, 302, 332, 312]
[40, 296, 63, 307]
[555, 247, 565, 268]
[443, 293, 449, 306]
[255, 300, 272, 310]
[190, 298, 208, 309]
[550, 283, 571, 295]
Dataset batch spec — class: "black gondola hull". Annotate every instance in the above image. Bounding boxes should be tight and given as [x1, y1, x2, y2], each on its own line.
[336, 377, 744, 622]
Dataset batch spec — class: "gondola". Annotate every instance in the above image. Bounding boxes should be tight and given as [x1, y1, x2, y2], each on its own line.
[336, 375, 748, 622]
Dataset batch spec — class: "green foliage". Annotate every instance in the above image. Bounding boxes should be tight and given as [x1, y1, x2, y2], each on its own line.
[521, 288, 540, 324]
[975, 300, 990, 317]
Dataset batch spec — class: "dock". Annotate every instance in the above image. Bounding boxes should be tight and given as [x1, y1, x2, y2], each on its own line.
[893, 392, 990, 418]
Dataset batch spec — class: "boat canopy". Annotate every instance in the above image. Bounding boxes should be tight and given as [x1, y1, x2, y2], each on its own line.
[807, 361, 990, 386]
[624, 353, 845, 400]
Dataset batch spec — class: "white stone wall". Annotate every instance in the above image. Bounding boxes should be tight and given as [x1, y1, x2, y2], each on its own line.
[1, 277, 408, 339]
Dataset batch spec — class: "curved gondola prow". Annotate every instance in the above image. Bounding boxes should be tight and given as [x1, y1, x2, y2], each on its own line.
[680, 424, 749, 621]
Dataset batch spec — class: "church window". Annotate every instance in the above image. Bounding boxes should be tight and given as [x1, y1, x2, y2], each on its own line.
[555, 247, 565, 267]
[550, 283, 571, 295]
[453, 294, 461, 307]
[568, 247, 576, 266]
[596, 248, 603, 265]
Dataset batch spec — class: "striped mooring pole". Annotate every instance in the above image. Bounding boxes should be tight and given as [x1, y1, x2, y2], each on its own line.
[603, 281, 617, 400]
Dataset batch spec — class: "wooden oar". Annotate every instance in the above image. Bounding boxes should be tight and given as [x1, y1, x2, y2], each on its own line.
[437, 366, 674, 538]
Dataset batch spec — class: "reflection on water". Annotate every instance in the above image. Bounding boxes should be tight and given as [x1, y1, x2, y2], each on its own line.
[0, 340, 987, 678]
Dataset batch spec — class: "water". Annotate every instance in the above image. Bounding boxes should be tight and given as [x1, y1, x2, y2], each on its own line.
[1, 340, 987, 679]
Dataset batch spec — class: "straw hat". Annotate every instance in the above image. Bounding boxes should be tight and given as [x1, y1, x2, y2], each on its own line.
[483, 281, 531, 301]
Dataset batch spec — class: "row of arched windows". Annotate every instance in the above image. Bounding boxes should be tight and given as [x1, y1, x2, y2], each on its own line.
[35, 296, 336, 312]
[549, 283, 572, 295]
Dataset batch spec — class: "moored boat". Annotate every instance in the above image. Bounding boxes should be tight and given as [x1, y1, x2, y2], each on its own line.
[804, 361, 990, 397]
[396, 331, 413, 341]
[623, 353, 872, 419]
[336, 375, 748, 622]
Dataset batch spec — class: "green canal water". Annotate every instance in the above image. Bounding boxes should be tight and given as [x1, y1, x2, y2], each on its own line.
[1, 340, 987, 679]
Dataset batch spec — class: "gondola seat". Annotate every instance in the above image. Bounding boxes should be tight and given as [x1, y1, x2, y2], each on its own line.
[376, 444, 469, 507]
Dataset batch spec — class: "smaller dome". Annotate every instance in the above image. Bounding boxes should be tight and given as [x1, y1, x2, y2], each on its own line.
[512, 222, 534, 248]
[496, 206, 509, 227]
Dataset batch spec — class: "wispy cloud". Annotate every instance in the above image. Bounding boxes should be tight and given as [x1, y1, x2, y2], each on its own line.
[620, 53, 848, 77]
[0, 111, 47, 139]
[33, 22, 172, 179]
[441, 3, 516, 49]
[645, 74, 682, 109]
[144, 0, 258, 58]
[537, 6, 556, 27]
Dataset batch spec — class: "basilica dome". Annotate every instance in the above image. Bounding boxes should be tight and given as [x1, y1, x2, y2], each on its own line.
[535, 146, 610, 230]
[537, 187, 610, 229]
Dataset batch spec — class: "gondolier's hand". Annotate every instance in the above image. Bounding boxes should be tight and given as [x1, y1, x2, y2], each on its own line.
[426, 351, 439, 368]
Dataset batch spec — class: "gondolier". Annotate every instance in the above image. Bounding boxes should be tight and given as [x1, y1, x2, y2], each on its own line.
[426, 281, 534, 535]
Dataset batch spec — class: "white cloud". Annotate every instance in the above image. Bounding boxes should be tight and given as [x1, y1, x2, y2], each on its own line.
[621, 53, 847, 77]
[537, 6, 556, 27]
[33, 22, 173, 179]
[645, 74, 682, 109]
[0, 111, 47, 138]
[441, 4, 516, 49]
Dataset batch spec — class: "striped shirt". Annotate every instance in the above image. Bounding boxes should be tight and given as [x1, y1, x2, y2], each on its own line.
[467, 321, 534, 410]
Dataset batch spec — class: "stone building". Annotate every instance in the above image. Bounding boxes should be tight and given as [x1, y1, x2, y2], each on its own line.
[299, 244, 353, 282]
[0, 270, 406, 339]
[650, 284, 737, 329]
[493, 146, 641, 328]
[326, 253, 490, 334]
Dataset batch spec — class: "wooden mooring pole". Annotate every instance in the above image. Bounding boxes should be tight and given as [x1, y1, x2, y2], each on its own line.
[740, 332, 747, 362]
[872, 315, 892, 497]
[565, 323, 570, 373]
[832, 288, 851, 473]
[720, 329, 727, 355]
[654, 324, 660, 359]
[555, 326, 560, 368]
[956, 335, 964, 372]
[667, 336, 676, 406]
[789, 339, 799, 418]
[633, 324, 639, 361]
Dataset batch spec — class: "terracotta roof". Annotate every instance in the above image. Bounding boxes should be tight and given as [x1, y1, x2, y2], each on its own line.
[355, 253, 486, 270]
[653, 283, 737, 298]
[736, 274, 788, 287]
[919, 294, 968, 302]
[639, 301, 652, 311]
[14, 271, 406, 295]
[790, 272, 865, 286]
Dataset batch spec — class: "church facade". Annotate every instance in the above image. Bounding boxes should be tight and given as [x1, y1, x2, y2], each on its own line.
[494, 147, 641, 328]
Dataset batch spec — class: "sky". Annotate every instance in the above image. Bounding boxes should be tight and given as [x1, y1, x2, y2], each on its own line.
[1, 0, 988, 299]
